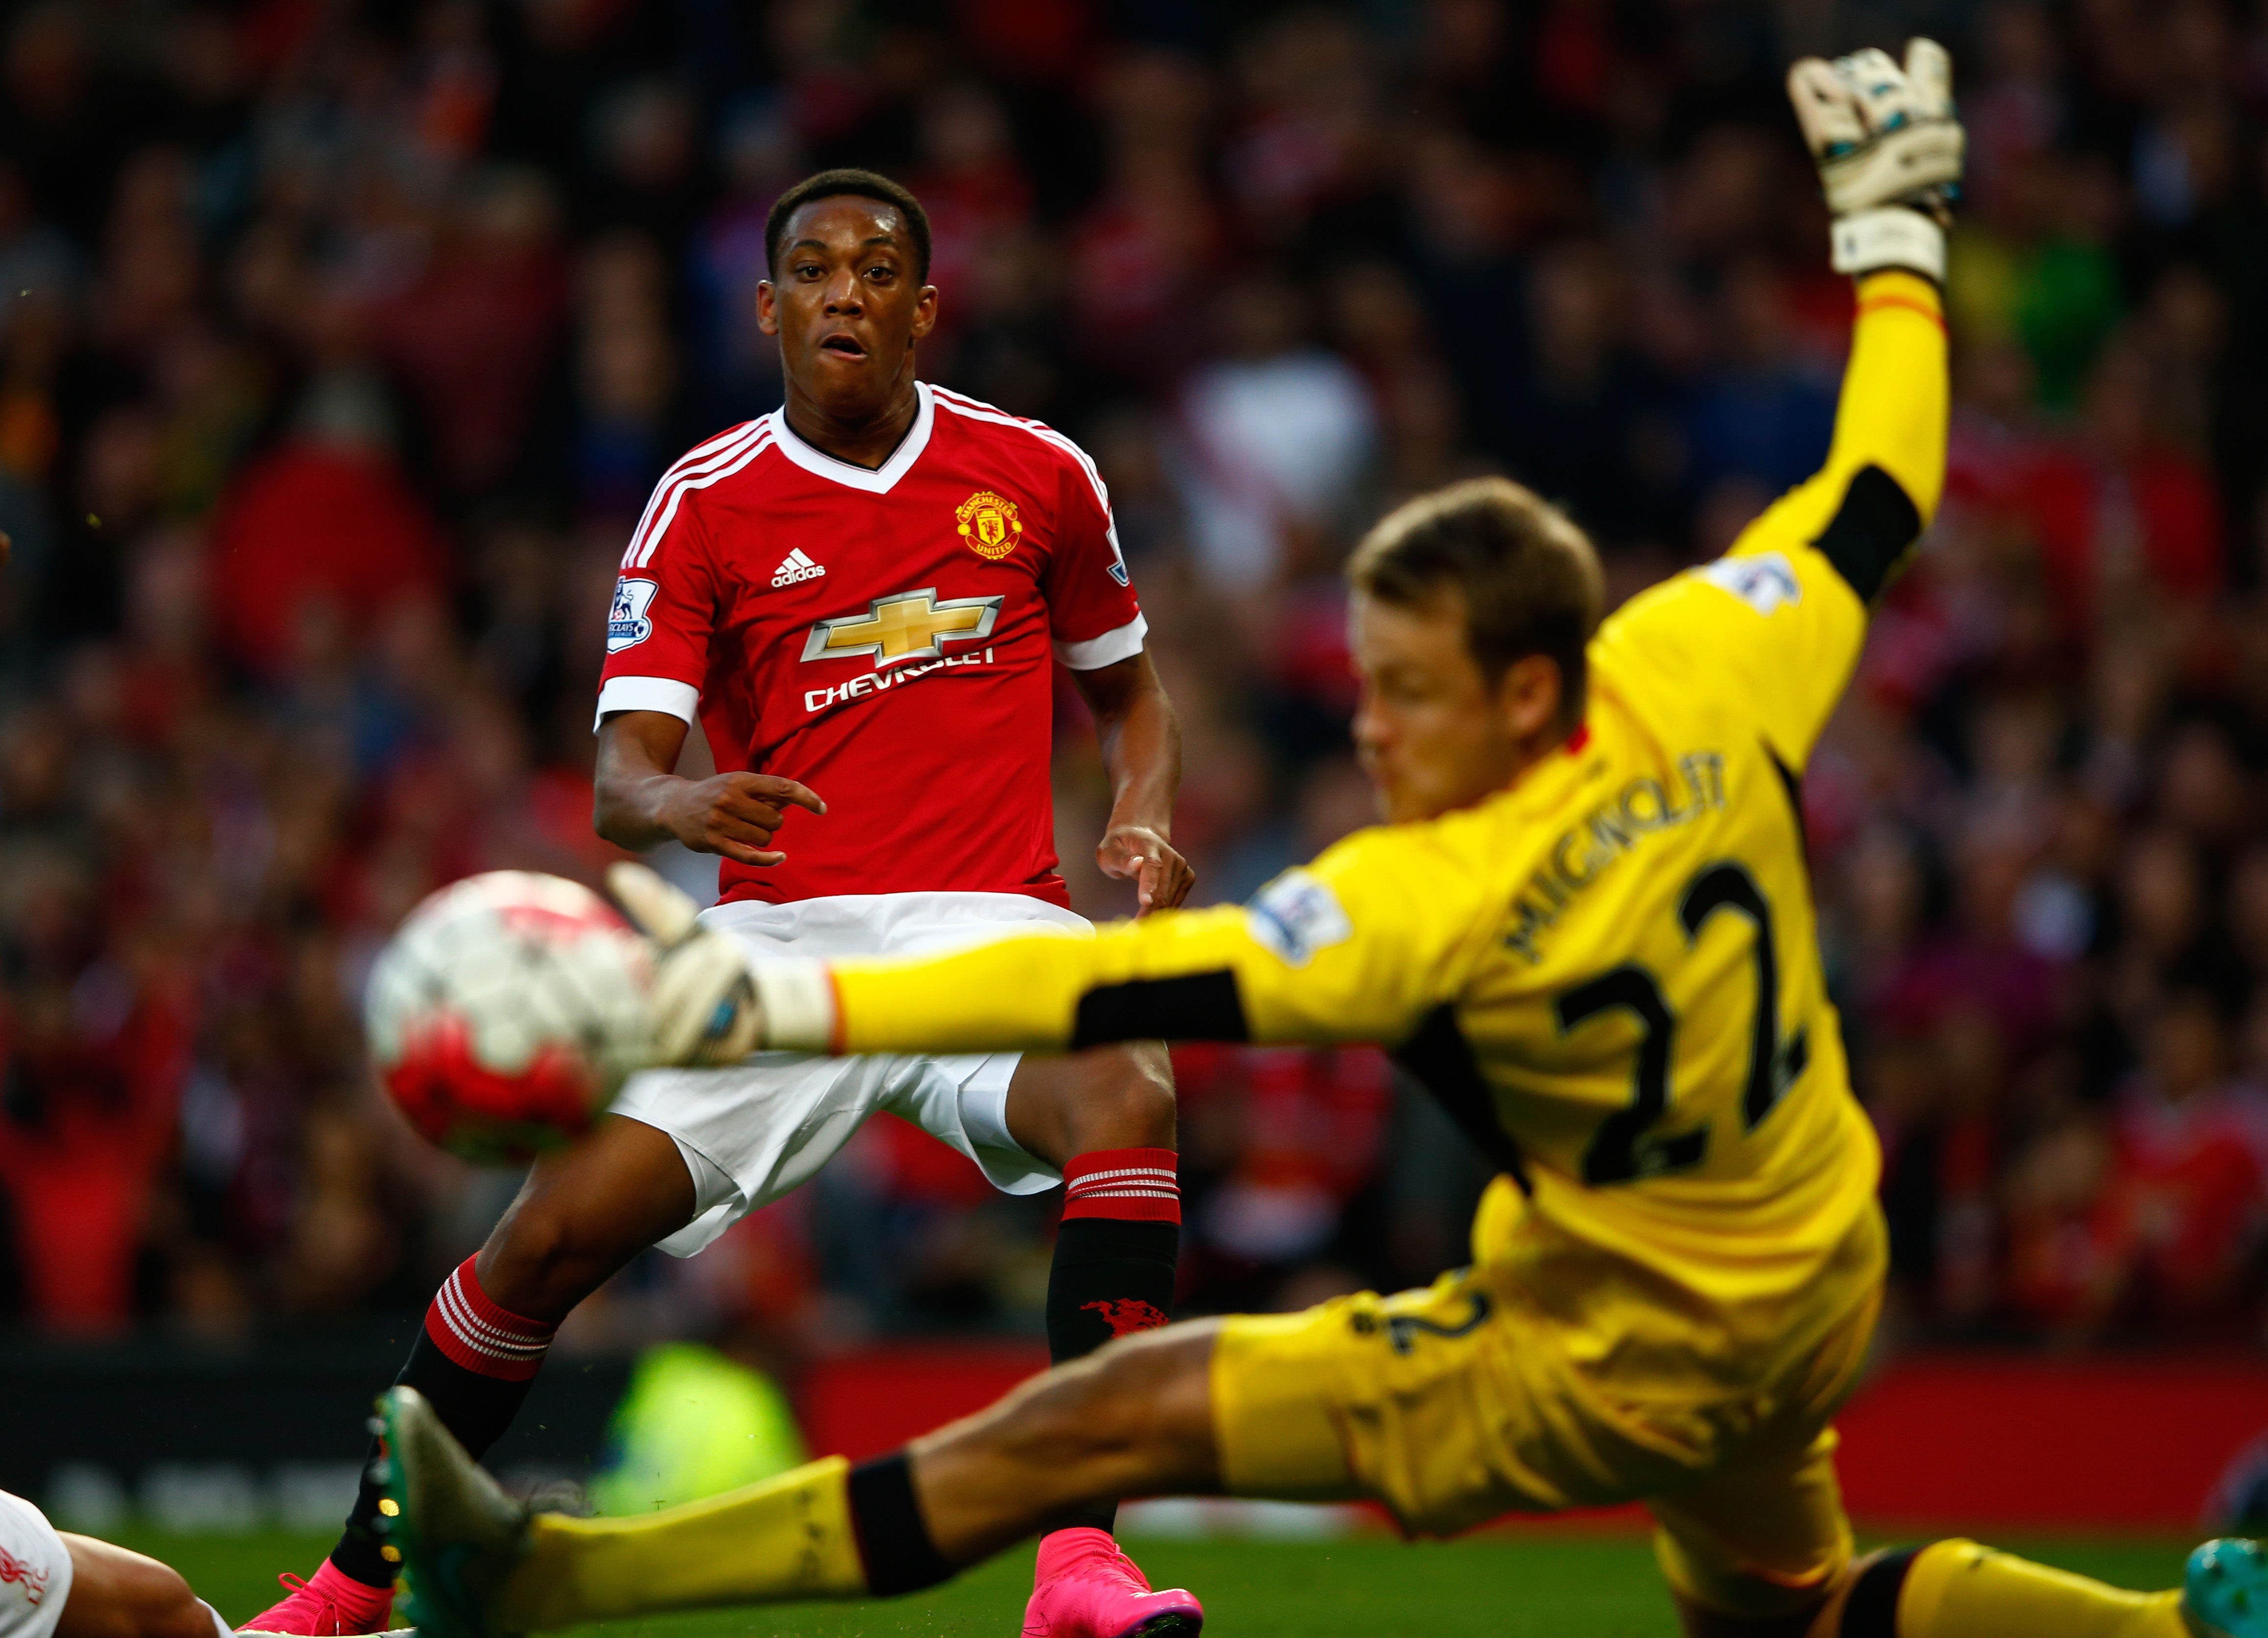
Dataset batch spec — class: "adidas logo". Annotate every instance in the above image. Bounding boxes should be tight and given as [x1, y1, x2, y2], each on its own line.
[771, 548, 826, 587]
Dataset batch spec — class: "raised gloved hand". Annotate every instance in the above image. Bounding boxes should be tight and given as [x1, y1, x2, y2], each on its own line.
[1787, 38, 1964, 280]
[607, 862, 765, 1067]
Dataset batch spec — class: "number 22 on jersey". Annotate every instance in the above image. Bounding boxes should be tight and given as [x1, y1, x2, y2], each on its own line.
[1559, 859, 1810, 1187]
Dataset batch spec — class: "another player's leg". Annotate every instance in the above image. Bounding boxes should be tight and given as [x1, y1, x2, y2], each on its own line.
[1001, 1044, 1189, 1626]
[380, 1322, 1226, 1638]
[54, 1534, 230, 1638]
[0, 1487, 227, 1638]
[243, 1117, 695, 1636]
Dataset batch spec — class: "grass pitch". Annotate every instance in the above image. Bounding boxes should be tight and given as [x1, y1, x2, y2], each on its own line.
[148, 1528, 2192, 1637]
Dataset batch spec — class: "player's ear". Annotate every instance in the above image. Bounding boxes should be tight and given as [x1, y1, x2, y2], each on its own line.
[910, 282, 939, 343]
[1495, 653, 1563, 744]
[756, 279, 780, 337]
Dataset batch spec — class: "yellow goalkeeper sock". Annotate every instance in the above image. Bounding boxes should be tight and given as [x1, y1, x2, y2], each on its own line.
[1885, 1539, 2185, 1638]
[495, 1456, 869, 1629]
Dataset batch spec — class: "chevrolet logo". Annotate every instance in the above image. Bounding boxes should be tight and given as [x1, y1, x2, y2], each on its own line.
[800, 587, 1005, 668]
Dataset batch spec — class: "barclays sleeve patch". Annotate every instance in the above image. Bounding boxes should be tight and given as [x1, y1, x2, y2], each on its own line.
[606, 577, 659, 652]
[1696, 552, 1801, 616]
[1245, 869, 1353, 967]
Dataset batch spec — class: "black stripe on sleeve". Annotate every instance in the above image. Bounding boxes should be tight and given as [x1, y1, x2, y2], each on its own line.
[1812, 464, 1922, 603]
[1390, 1004, 1534, 1192]
[1069, 971, 1248, 1048]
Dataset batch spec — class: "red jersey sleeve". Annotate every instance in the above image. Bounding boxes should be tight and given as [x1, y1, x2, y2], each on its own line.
[1042, 448, 1146, 670]
[596, 483, 720, 726]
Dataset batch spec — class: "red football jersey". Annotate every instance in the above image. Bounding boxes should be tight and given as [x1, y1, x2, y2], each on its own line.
[597, 383, 1145, 908]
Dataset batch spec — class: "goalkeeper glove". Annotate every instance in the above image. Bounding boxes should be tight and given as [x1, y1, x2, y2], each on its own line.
[1787, 38, 1964, 281]
[608, 861, 762, 1066]
[606, 863, 836, 1064]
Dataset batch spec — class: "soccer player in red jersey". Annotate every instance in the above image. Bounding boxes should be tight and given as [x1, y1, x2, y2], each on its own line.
[246, 171, 1199, 1638]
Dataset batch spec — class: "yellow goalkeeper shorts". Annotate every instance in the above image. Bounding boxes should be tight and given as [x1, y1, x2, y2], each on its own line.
[1209, 1212, 1884, 1620]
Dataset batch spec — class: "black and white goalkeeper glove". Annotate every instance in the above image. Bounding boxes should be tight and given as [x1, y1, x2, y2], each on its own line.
[606, 863, 836, 1065]
[607, 862, 762, 1066]
[1787, 38, 1964, 281]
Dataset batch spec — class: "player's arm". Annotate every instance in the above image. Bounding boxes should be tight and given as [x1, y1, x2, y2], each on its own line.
[1768, 37, 1961, 590]
[1042, 438, 1192, 909]
[1735, 264, 1948, 595]
[610, 821, 1497, 1064]
[593, 711, 826, 868]
[1604, 41, 1959, 771]
[1687, 268, 1947, 767]
[1071, 651, 1191, 912]
[593, 463, 828, 867]
[767, 822, 1493, 1056]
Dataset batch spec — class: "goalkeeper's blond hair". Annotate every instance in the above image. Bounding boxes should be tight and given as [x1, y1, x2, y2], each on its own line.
[1348, 476, 1605, 733]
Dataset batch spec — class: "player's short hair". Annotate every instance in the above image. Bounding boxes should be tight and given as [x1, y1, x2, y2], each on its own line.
[1348, 476, 1604, 730]
[765, 168, 932, 282]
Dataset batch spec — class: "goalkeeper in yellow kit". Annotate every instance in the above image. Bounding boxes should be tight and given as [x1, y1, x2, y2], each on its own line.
[379, 40, 2264, 1638]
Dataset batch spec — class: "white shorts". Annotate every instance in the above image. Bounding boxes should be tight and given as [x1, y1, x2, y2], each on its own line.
[0, 1492, 70, 1638]
[613, 891, 1089, 1257]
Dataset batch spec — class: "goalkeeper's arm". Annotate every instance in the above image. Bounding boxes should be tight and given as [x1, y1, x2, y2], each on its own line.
[1725, 269, 1947, 599]
[1591, 40, 1957, 776]
[1741, 35, 1960, 597]
[1601, 270, 1947, 776]
[740, 825, 1499, 1059]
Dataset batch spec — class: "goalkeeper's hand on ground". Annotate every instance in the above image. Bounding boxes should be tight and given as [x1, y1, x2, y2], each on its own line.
[607, 863, 836, 1065]
[1788, 38, 1964, 281]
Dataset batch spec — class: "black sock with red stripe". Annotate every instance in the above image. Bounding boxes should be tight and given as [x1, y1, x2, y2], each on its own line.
[330, 1256, 558, 1588]
[1041, 1148, 1181, 1539]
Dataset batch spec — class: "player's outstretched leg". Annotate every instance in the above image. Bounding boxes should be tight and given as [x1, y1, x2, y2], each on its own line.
[380, 1323, 1222, 1638]
[242, 1118, 696, 1637]
[1005, 1047, 1190, 1632]
[1787, 1538, 2218, 1638]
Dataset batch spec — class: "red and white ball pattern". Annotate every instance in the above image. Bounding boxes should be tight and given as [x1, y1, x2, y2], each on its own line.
[366, 871, 657, 1163]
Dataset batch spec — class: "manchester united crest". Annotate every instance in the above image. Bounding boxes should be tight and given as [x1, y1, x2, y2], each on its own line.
[956, 491, 1023, 561]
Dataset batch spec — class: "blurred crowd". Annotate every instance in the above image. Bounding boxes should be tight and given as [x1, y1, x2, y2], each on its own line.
[0, 0, 2265, 1355]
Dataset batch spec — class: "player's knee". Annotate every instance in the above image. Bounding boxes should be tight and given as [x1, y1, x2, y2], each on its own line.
[1072, 1339, 1162, 1447]
[140, 1574, 215, 1638]
[475, 1121, 695, 1319]
[58, 1540, 210, 1638]
[1005, 1347, 1141, 1460]
[1065, 1044, 1177, 1152]
[1013, 1325, 1211, 1488]
[481, 1194, 621, 1318]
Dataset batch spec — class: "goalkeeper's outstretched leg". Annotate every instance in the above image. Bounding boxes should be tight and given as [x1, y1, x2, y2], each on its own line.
[377, 1313, 2236, 1638]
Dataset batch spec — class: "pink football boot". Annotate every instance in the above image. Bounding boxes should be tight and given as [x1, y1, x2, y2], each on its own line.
[238, 1562, 409, 1637]
[1022, 1528, 1203, 1637]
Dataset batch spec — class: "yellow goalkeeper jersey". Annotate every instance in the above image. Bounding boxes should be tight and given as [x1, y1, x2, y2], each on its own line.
[810, 272, 1947, 1376]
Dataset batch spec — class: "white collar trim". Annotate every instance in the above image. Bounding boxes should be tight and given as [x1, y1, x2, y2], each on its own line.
[769, 381, 934, 494]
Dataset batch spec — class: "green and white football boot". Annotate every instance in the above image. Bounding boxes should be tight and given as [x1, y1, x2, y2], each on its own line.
[2188, 1539, 2268, 1638]
[376, 1387, 532, 1638]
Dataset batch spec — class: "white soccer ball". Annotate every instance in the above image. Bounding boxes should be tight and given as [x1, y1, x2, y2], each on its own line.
[366, 870, 657, 1162]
